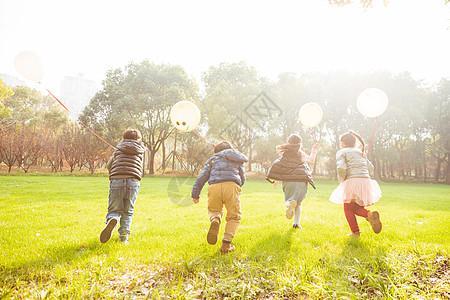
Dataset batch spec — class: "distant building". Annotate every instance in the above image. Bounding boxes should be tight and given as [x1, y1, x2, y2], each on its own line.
[0, 74, 26, 87]
[60, 73, 100, 118]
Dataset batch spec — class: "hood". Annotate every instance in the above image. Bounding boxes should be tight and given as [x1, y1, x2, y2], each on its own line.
[116, 139, 145, 155]
[215, 149, 248, 163]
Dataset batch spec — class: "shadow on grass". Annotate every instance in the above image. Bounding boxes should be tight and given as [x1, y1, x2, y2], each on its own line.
[1, 236, 118, 275]
[329, 237, 391, 293]
[247, 229, 295, 263]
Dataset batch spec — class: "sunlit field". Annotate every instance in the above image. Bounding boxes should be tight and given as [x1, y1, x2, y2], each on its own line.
[1, 176, 449, 299]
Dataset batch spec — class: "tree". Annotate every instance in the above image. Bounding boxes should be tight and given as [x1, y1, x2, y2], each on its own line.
[0, 128, 17, 172]
[80, 60, 199, 174]
[428, 78, 450, 184]
[0, 79, 13, 121]
[61, 124, 85, 173]
[4, 86, 68, 127]
[0, 80, 14, 135]
[80, 130, 111, 174]
[202, 62, 275, 171]
[13, 125, 47, 173]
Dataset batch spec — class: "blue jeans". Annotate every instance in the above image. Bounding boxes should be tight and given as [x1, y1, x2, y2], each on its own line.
[106, 178, 140, 236]
[282, 181, 308, 225]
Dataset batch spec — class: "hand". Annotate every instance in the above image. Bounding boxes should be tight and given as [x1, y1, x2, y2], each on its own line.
[192, 198, 199, 204]
[312, 143, 319, 149]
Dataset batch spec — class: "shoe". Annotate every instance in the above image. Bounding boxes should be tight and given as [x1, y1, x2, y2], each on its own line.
[347, 231, 361, 238]
[100, 218, 118, 243]
[286, 201, 296, 219]
[220, 239, 235, 254]
[207, 218, 220, 245]
[293, 224, 303, 229]
[367, 211, 382, 234]
[119, 235, 129, 245]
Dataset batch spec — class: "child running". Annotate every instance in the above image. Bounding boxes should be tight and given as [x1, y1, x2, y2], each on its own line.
[100, 128, 145, 244]
[191, 141, 248, 254]
[329, 130, 382, 238]
[266, 134, 318, 229]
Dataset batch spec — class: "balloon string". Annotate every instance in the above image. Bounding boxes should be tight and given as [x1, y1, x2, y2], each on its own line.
[192, 130, 215, 147]
[366, 116, 378, 155]
[39, 83, 116, 149]
[307, 127, 319, 144]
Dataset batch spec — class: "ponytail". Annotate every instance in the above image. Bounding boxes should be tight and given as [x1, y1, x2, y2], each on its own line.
[349, 130, 365, 155]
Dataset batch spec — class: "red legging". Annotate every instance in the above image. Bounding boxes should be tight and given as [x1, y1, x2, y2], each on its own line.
[344, 202, 369, 233]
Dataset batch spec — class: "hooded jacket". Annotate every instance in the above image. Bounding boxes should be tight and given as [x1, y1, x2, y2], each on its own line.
[191, 149, 248, 199]
[107, 139, 145, 180]
[266, 144, 316, 189]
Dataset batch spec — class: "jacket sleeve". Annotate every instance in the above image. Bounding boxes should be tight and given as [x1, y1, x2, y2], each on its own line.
[336, 151, 347, 182]
[191, 158, 212, 198]
[239, 163, 246, 186]
[106, 154, 114, 171]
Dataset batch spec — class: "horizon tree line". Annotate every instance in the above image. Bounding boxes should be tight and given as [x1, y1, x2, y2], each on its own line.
[0, 62, 449, 184]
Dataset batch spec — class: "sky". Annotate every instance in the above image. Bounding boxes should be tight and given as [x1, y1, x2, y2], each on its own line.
[1, 0, 450, 95]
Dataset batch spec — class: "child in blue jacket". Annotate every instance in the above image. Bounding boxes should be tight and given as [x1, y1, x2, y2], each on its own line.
[191, 141, 248, 254]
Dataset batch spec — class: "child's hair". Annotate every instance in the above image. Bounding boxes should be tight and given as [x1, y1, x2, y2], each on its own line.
[276, 134, 305, 162]
[340, 130, 365, 153]
[287, 134, 302, 145]
[123, 128, 142, 141]
[214, 141, 232, 153]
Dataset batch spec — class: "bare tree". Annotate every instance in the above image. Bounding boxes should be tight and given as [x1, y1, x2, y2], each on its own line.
[13, 126, 47, 173]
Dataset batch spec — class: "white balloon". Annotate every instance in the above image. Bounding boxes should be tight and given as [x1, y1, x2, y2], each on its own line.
[298, 102, 323, 128]
[14, 51, 45, 82]
[170, 101, 201, 132]
[357, 88, 389, 118]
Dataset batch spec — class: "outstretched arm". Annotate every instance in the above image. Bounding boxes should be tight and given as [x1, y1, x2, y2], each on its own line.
[191, 159, 212, 201]
[305, 143, 319, 163]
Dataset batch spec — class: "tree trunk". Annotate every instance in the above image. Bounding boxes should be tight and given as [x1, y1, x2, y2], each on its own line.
[446, 154, 450, 185]
[148, 149, 156, 174]
[161, 140, 166, 170]
[374, 158, 381, 181]
[435, 158, 441, 183]
[172, 131, 177, 170]
[423, 158, 427, 183]
[248, 146, 253, 172]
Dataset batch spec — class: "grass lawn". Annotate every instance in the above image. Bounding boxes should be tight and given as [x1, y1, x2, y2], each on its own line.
[0, 175, 449, 299]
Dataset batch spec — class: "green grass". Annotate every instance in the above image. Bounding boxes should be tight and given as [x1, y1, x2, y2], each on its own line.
[0, 176, 449, 299]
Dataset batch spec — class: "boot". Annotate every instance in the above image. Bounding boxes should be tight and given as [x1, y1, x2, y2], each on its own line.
[367, 211, 382, 234]
[220, 239, 235, 254]
[207, 217, 220, 245]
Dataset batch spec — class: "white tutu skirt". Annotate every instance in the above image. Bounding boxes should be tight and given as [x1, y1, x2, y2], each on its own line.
[329, 178, 382, 206]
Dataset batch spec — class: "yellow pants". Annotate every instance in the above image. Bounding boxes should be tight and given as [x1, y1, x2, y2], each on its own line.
[207, 181, 242, 241]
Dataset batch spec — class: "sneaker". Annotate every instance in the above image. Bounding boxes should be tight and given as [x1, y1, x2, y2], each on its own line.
[293, 224, 303, 229]
[347, 231, 361, 238]
[220, 239, 235, 254]
[100, 218, 118, 243]
[119, 235, 129, 245]
[207, 217, 220, 245]
[367, 211, 382, 234]
[285, 201, 296, 219]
